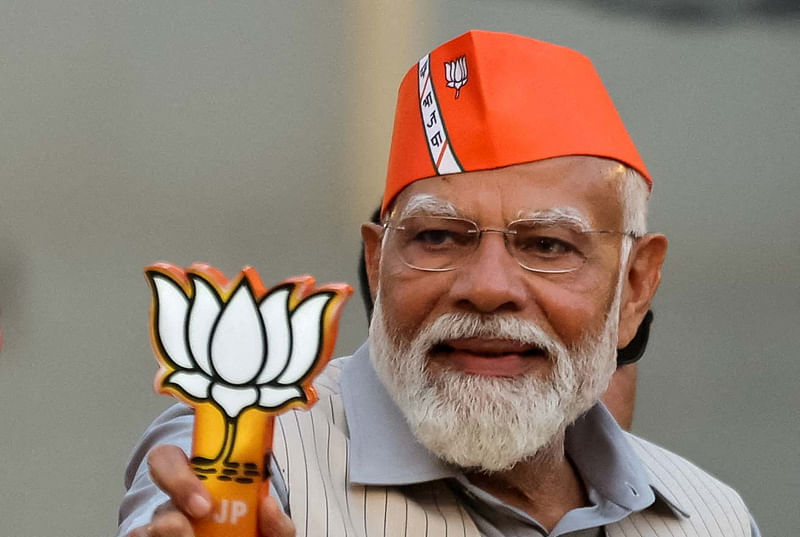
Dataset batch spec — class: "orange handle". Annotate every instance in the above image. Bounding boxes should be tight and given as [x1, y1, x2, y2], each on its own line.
[190, 406, 275, 537]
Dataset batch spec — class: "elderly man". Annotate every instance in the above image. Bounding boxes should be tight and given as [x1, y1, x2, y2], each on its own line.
[119, 30, 758, 537]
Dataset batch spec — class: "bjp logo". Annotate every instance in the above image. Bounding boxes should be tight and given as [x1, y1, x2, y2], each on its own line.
[145, 262, 351, 536]
[444, 55, 468, 99]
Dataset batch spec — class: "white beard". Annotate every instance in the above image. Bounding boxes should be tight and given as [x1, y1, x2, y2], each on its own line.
[368, 285, 622, 473]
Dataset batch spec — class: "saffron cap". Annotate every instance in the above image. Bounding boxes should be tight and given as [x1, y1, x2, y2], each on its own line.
[382, 30, 650, 215]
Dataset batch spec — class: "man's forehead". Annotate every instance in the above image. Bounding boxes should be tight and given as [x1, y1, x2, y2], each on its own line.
[388, 157, 626, 226]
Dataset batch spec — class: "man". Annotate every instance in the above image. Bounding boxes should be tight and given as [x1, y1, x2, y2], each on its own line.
[119, 30, 758, 536]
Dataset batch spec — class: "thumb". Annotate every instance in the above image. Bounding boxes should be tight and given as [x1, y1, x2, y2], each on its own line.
[259, 495, 295, 537]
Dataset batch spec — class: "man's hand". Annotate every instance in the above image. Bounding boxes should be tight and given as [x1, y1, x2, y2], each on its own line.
[128, 445, 295, 537]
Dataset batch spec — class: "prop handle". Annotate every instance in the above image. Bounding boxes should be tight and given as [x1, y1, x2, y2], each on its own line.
[190, 404, 274, 537]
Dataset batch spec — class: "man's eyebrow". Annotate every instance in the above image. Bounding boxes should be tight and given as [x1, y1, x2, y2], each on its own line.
[392, 199, 591, 229]
[516, 207, 591, 230]
[394, 195, 462, 219]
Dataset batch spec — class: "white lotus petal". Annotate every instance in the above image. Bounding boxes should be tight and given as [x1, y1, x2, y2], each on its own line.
[277, 293, 331, 384]
[152, 275, 193, 369]
[188, 277, 220, 376]
[210, 284, 265, 385]
[168, 371, 211, 399]
[211, 384, 258, 419]
[258, 385, 303, 408]
[255, 288, 291, 384]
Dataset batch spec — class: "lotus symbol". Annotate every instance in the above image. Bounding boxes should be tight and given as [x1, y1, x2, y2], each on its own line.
[444, 55, 468, 99]
[146, 263, 349, 420]
[145, 263, 350, 530]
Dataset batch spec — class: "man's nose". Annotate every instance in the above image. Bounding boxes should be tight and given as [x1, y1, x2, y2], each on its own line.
[448, 232, 528, 314]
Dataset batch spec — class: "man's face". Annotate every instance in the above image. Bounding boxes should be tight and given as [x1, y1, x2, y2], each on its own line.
[374, 156, 627, 367]
[365, 156, 634, 470]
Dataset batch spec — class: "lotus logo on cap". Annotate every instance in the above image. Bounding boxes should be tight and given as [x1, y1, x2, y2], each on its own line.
[444, 55, 468, 99]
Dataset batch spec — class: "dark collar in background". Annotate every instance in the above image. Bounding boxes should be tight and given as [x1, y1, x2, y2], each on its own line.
[617, 310, 653, 366]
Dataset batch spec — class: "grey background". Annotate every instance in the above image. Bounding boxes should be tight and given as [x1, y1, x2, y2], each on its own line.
[0, 1, 797, 535]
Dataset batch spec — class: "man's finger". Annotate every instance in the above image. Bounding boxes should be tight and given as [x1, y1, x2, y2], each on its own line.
[259, 496, 295, 537]
[127, 525, 151, 537]
[144, 509, 195, 537]
[147, 445, 212, 519]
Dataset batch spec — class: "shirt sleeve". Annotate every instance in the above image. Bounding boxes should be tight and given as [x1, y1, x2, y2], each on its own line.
[749, 514, 761, 537]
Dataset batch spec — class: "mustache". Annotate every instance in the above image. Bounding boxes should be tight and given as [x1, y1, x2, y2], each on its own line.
[411, 312, 567, 358]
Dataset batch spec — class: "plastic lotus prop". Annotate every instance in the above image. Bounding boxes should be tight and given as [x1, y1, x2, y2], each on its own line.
[146, 262, 351, 536]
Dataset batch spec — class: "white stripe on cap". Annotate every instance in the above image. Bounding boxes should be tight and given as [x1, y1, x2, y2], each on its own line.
[417, 54, 462, 175]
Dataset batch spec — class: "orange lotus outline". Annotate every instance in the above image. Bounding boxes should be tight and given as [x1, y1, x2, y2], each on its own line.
[145, 261, 352, 418]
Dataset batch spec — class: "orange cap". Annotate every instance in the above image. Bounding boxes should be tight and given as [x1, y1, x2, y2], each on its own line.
[382, 30, 651, 215]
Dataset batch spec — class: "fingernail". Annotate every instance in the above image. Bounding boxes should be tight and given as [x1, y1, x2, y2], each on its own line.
[188, 494, 212, 517]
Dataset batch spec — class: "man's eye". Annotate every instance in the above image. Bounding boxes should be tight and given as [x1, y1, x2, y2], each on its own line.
[413, 229, 455, 245]
[519, 235, 576, 256]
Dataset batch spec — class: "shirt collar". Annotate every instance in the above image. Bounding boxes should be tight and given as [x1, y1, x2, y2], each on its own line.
[341, 341, 689, 518]
[341, 342, 456, 484]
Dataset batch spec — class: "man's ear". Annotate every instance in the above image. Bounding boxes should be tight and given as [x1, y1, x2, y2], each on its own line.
[618, 233, 668, 347]
[361, 222, 383, 302]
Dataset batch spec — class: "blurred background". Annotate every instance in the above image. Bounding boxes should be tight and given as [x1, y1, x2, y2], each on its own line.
[0, 1, 797, 535]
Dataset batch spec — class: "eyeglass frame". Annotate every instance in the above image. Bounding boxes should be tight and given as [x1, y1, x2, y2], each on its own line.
[381, 215, 641, 274]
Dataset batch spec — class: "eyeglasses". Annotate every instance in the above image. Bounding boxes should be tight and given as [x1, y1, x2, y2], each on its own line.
[383, 216, 638, 274]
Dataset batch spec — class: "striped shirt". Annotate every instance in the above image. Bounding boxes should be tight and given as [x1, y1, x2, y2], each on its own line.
[118, 343, 759, 536]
